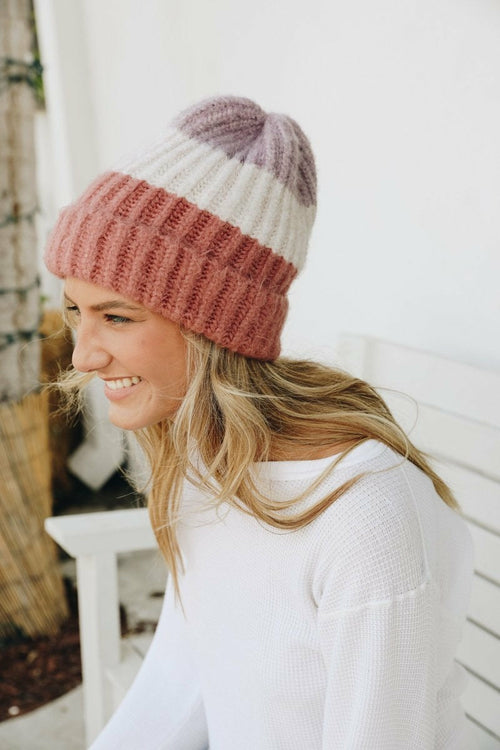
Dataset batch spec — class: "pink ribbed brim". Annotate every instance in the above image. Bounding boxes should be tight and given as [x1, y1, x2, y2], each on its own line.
[45, 171, 297, 360]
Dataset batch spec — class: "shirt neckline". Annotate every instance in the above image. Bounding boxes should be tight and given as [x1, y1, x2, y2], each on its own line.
[253, 439, 388, 480]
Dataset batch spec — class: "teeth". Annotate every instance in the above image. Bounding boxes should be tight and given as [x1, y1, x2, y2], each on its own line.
[107, 377, 141, 390]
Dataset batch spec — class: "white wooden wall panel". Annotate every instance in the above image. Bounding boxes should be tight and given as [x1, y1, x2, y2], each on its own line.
[379, 392, 500, 480]
[434, 462, 500, 534]
[409, 406, 500, 480]
[337, 334, 500, 747]
[468, 524, 500, 586]
[468, 576, 500, 635]
[467, 721, 500, 750]
[457, 621, 500, 686]
[338, 336, 500, 425]
[462, 673, 500, 737]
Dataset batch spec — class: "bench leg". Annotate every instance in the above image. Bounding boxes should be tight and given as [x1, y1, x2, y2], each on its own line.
[76, 553, 121, 746]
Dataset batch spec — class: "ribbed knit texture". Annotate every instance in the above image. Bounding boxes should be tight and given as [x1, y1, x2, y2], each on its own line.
[44, 96, 317, 359]
[89, 442, 474, 750]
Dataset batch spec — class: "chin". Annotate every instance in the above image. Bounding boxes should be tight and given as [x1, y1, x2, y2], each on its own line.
[107, 407, 174, 431]
[108, 416, 141, 431]
[107, 407, 147, 431]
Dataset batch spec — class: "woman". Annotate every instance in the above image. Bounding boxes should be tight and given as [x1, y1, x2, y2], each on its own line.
[45, 95, 474, 749]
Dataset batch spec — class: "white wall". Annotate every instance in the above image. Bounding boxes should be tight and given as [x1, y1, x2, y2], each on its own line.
[35, 0, 500, 370]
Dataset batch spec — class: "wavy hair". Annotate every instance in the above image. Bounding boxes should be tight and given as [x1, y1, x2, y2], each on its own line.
[56, 329, 458, 595]
[133, 332, 458, 595]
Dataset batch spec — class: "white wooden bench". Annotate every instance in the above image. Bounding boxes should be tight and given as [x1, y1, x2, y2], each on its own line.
[44, 508, 158, 746]
[45, 336, 500, 748]
[338, 334, 500, 749]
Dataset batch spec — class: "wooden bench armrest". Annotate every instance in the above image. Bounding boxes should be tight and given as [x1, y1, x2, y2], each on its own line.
[44, 507, 156, 557]
[44, 508, 157, 744]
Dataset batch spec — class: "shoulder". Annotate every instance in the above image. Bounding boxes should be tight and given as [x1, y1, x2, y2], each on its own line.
[311, 444, 435, 610]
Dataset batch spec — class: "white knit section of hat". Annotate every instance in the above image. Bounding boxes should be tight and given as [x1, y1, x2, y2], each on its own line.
[113, 128, 316, 271]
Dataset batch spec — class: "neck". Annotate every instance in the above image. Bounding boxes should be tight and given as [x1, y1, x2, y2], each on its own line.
[267, 439, 361, 462]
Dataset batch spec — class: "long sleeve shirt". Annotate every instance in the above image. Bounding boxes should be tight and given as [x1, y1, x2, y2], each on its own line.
[90, 440, 474, 749]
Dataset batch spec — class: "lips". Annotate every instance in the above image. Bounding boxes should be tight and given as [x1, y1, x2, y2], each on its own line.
[104, 376, 142, 390]
[101, 376, 144, 403]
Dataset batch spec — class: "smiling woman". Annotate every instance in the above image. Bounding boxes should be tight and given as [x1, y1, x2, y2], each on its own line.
[44, 95, 474, 750]
[63, 278, 187, 430]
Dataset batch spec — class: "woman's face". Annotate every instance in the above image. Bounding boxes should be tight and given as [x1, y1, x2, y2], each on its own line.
[64, 278, 187, 430]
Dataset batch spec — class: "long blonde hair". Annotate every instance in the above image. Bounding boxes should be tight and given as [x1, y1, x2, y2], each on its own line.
[124, 330, 458, 595]
[56, 327, 458, 593]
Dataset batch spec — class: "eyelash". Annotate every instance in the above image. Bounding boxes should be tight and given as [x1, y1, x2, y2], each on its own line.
[65, 305, 79, 319]
[105, 314, 131, 324]
[64, 306, 131, 325]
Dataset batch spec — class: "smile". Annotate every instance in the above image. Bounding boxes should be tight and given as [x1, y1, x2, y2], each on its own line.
[105, 376, 142, 390]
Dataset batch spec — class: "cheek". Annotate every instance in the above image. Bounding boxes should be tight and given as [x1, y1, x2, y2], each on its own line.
[145, 335, 187, 392]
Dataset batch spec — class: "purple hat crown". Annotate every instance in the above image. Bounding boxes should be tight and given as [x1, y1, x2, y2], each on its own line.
[174, 96, 317, 206]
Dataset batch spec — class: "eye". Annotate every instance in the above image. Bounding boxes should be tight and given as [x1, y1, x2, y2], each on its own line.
[105, 314, 132, 324]
[64, 305, 80, 324]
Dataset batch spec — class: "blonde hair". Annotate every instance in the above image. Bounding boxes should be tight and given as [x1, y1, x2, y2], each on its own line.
[57, 330, 458, 595]
[133, 331, 458, 595]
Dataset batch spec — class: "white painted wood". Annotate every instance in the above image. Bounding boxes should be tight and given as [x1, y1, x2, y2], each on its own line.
[127, 631, 156, 658]
[376, 393, 500, 481]
[434, 462, 500, 534]
[338, 336, 500, 479]
[76, 553, 121, 745]
[44, 510, 160, 744]
[337, 335, 500, 426]
[409, 405, 500, 481]
[44, 508, 156, 556]
[468, 524, 500, 586]
[106, 633, 155, 710]
[337, 334, 500, 741]
[468, 576, 500, 636]
[462, 672, 500, 738]
[45, 508, 156, 744]
[466, 720, 500, 750]
[107, 641, 145, 711]
[457, 621, 500, 687]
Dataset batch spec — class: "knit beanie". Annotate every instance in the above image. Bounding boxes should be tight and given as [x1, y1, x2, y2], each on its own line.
[44, 95, 317, 360]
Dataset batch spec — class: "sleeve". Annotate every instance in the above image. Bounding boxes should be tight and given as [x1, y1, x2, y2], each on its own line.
[89, 577, 209, 750]
[318, 569, 440, 749]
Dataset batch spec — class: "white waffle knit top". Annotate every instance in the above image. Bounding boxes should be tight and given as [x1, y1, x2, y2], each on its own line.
[90, 440, 474, 750]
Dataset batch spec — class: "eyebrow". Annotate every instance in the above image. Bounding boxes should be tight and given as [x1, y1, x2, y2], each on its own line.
[64, 294, 145, 313]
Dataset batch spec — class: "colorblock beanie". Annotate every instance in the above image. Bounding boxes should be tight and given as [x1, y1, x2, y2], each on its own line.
[44, 95, 317, 360]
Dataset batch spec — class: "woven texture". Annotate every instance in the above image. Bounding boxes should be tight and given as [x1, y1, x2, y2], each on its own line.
[0, 391, 68, 638]
[44, 96, 317, 359]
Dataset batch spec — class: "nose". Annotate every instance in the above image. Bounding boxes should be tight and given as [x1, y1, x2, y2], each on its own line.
[71, 326, 112, 373]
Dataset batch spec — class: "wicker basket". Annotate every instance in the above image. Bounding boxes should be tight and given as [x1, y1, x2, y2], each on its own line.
[0, 390, 68, 638]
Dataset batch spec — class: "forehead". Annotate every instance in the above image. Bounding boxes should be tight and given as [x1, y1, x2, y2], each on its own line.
[64, 278, 144, 310]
